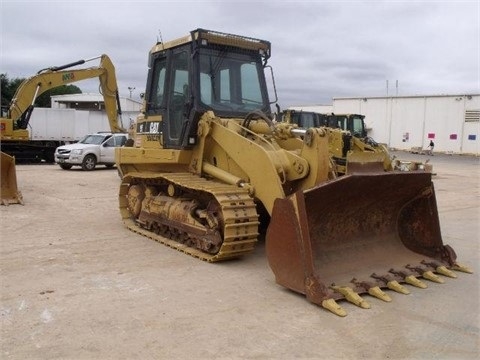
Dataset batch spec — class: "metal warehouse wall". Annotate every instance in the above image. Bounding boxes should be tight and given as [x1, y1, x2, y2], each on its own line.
[29, 108, 138, 141]
[332, 94, 479, 155]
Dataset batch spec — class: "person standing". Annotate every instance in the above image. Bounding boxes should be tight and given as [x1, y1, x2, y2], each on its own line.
[428, 140, 435, 155]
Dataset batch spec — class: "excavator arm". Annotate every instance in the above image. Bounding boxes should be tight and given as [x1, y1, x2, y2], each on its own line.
[5, 54, 126, 136]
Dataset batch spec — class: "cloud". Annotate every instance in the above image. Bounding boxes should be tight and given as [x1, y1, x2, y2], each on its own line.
[1, 0, 478, 107]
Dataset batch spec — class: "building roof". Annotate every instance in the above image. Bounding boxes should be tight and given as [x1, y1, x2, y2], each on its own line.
[333, 93, 479, 100]
[51, 93, 141, 104]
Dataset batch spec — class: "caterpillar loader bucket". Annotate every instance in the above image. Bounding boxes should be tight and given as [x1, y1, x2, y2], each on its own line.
[266, 171, 471, 316]
[1, 152, 23, 205]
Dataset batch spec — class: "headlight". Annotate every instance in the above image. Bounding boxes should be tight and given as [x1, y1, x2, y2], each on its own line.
[71, 149, 83, 155]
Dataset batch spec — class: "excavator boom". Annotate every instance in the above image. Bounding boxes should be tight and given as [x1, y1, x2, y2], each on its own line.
[4, 54, 125, 135]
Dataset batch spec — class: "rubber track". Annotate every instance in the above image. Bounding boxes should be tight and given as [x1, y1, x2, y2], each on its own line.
[119, 172, 260, 262]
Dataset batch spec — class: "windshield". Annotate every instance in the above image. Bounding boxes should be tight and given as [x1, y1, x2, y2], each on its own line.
[292, 112, 317, 128]
[197, 48, 269, 114]
[351, 116, 365, 137]
[78, 134, 108, 145]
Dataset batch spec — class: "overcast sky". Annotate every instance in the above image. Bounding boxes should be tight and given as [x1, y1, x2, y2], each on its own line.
[1, 0, 479, 108]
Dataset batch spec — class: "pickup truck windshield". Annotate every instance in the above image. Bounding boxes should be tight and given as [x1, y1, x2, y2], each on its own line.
[78, 134, 109, 145]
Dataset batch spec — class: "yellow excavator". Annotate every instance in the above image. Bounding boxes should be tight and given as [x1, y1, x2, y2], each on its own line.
[115, 29, 471, 316]
[0, 54, 126, 205]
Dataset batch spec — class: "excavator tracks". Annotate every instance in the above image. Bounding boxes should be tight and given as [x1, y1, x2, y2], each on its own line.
[119, 172, 260, 262]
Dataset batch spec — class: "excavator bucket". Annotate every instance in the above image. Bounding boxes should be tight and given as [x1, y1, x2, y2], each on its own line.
[266, 171, 468, 316]
[1, 152, 23, 205]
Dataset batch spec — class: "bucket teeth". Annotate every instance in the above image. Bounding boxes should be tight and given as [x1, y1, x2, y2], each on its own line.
[421, 261, 458, 278]
[451, 263, 473, 274]
[386, 280, 410, 295]
[422, 270, 444, 283]
[322, 299, 347, 317]
[331, 286, 371, 309]
[368, 286, 392, 302]
[389, 269, 427, 289]
[435, 266, 457, 278]
[371, 273, 410, 295]
[405, 275, 428, 289]
[350, 278, 392, 302]
[405, 264, 443, 283]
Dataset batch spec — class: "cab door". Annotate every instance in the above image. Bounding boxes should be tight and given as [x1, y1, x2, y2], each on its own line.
[163, 50, 190, 149]
[143, 48, 191, 149]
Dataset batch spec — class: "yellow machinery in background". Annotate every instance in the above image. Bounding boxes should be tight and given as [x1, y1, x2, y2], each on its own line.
[282, 109, 432, 175]
[0, 55, 126, 205]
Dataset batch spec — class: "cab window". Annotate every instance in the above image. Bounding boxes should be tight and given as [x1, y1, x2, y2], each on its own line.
[352, 117, 365, 137]
[167, 51, 189, 140]
[148, 57, 167, 113]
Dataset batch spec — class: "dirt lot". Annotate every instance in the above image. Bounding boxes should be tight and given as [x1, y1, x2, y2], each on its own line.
[1, 152, 479, 360]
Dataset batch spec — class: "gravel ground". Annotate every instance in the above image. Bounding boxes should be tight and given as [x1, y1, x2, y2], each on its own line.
[1, 151, 479, 360]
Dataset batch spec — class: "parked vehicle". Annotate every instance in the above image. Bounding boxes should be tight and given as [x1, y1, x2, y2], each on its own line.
[55, 132, 127, 170]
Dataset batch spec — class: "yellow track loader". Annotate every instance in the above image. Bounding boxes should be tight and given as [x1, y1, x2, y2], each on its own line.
[116, 29, 471, 316]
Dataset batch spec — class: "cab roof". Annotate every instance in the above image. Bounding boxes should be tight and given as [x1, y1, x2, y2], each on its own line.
[150, 28, 271, 59]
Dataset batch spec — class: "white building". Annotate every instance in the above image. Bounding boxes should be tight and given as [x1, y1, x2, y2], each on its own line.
[51, 93, 142, 112]
[291, 94, 479, 155]
[28, 93, 142, 142]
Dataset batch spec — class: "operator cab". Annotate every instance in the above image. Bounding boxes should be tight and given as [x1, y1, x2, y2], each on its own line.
[289, 111, 322, 129]
[319, 114, 367, 138]
[144, 29, 272, 149]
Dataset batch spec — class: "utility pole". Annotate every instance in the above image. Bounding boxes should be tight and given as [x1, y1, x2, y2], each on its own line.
[128, 87, 135, 98]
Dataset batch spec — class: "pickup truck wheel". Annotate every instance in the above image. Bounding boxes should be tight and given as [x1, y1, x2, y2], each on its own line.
[59, 164, 72, 170]
[82, 154, 97, 171]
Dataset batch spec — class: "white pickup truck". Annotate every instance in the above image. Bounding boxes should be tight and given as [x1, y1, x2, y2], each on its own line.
[54, 132, 128, 171]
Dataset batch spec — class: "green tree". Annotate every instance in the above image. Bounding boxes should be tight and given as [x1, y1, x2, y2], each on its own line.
[1, 74, 24, 108]
[1, 73, 82, 108]
[36, 85, 82, 107]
